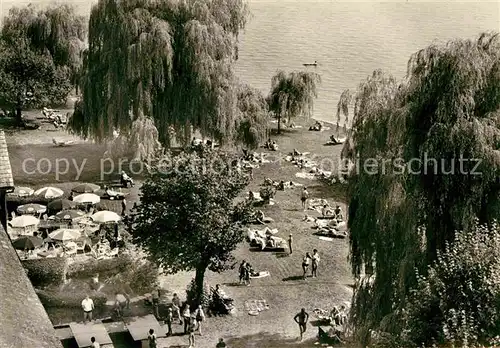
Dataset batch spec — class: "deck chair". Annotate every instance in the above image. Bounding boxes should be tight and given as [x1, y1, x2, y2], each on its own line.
[52, 138, 75, 147]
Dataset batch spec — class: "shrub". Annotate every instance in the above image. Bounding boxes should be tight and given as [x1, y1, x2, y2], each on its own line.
[401, 222, 500, 347]
[104, 258, 159, 295]
[66, 254, 131, 280]
[127, 259, 158, 294]
[186, 278, 211, 308]
[23, 257, 68, 287]
[37, 289, 107, 309]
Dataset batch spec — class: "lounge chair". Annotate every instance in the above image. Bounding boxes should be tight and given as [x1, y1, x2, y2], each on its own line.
[52, 138, 74, 147]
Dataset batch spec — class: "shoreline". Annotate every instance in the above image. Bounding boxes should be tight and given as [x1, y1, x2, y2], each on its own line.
[5, 112, 350, 147]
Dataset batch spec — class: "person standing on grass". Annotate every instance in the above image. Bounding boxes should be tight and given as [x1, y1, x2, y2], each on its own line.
[172, 293, 183, 324]
[151, 288, 160, 318]
[294, 308, 309, 341]
[90, 337, 100, 348]
[238, 260, 247, 284]
[114, 291, 130, 317]
[244, 262, 251, 286]
[148, 329, 157, 348]
[165, 307, 173, 336]
[188, 318, 196, 347]
[194, 304, 205, 335]
[300, 187, 309, 211]
[302, 253, 311, 280]
[288, 234, 293, 254]
[121, 198, 127, 216]
[82, 295, 94, 323]
[183, 303, 191, 334]
[311, 249, 320, 278]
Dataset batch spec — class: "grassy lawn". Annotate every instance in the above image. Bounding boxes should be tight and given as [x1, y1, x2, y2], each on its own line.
[6, 120, 353, 348]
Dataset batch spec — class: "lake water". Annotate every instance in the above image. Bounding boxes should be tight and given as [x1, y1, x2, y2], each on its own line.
[1, 0, 499, 124]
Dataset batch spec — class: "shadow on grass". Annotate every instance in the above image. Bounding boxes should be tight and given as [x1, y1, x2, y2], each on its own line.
[282, 275, 305, 282]
[312, 232, 346, 240]
[222, 282, 242, 287]
[274, 251, 290, 258]
[270, 128, 302, 137]
[249, 247, 286, 253]
[225, 332, 319, 348]
[309, 319, 328, 327]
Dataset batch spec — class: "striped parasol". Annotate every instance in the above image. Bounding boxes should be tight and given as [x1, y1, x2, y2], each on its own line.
[17, 203, 47, 215]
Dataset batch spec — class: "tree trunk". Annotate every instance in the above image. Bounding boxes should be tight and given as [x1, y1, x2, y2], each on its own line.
[277, 114, 281, 134]
[194, 264, 207, 306]
[15, 107, 23, 125]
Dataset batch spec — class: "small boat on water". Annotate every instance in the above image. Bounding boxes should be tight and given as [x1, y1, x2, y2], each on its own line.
[303, 60, 318, 67]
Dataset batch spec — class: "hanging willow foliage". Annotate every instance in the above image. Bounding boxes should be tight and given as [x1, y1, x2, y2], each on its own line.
[1, 4, 87, 82]
[340, 32, 500, 345]
[267, 70, 320, 134]
[236, 83, 268, 149]
[0, 4, 86, 116]
[336, 89, 352, 133]
[69, 0, 265, 156]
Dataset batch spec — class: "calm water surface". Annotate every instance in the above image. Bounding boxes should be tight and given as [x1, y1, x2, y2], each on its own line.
[1, 0, 498, 123]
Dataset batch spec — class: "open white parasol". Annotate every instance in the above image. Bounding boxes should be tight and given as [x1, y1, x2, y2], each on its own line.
[9, 215, 40, 228]
[91, 210, 121, 223]
[73, 193, 100, 205]
[34, 187, 64, 199]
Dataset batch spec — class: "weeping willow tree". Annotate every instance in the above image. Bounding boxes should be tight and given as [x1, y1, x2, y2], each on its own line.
[339, 32, 500, 345]
[0, 4, 86, 123]
[69, 0, 266, 158]
[267, 70, 320, 134]
[336, 89, 352, 133]
[236, 83, 268, 149]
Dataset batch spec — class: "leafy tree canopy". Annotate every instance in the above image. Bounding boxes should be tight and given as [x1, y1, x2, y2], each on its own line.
[128, 149, 251, 303]
[267, 70, 320, 133]
[339, 32, 500, 345]
[69, 0, 267, 158]
[0, 4, 86, 118]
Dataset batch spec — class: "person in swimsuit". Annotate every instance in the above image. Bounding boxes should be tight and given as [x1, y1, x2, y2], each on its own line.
[294, 308, 309, 340]
[311, 249, 320, 278]
[148, 329, 157, 348]
[301, 187, 309, 210]
[302, 253, 311, 280]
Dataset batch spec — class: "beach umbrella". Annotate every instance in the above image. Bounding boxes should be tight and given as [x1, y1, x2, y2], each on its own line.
[49, 228, 81, 242]
[47, 199, 76, 212]
[12, 236, 43, 250]
[17, 203, 47, 215]
[8, 186, 34, 197]
[9, 215, 40, 228]
[91, 210, 121, 224]
[72, 183, 100, 194]
[34, 187, 64, 199]
[54, 210, 86, 220]
[73, 193, 100, 205]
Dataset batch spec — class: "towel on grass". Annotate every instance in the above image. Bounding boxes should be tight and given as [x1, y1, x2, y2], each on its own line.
[244, 299, 269, 314]
[295, 172, 316, 180]
[250, 271, 270, 279]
